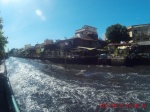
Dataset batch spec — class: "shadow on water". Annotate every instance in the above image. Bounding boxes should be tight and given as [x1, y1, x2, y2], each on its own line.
[6, 57, 150, 112]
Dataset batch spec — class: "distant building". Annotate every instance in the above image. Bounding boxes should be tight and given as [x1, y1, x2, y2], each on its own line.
[75, 25, 98, 40]
[128, 24, 150, 45]
[34, 44, 43, 48]
[44, 39, 53, 45]
[24, 44, 31, 50]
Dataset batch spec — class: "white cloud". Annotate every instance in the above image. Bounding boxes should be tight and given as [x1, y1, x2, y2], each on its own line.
[35, 9, 46, 21]
[1, 0, 24, 6]
[1, 0, 10, 4]
[36, 9, 42, 16]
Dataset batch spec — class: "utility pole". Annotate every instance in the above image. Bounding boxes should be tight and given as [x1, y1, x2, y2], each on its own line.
[65, 52, 67, 69]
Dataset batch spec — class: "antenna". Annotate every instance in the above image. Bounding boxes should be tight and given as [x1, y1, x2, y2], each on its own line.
[64, 37, 67, 39]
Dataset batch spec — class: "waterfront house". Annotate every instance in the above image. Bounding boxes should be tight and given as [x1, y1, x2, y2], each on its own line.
[55, 25, 100, 49]
[25, 46, 36, 57]
[41, 25, 106, 58]
[75, 25, 98, 40]
[73, 25, 106, 48]
[44, 39, 53, 45]
[34, 44, 44, 57]
[108, 43, 131, 58]
[54, 25, 106, 57]
[128, 24, 150, 56]
[42, 43, 59, 57]
[128, 24, 150, 43]
[24, 44, 31, 50]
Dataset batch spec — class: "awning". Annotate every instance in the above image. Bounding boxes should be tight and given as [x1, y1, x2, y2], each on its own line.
[97, 49, 106, 51]
[137, 41, 150, 45]
[77, 46, 96, 50]
[118, 46, 128, 49]
[108, 43, 131, 46]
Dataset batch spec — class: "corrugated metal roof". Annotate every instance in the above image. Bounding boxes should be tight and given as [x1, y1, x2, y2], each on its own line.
[108, 43, 131, 46]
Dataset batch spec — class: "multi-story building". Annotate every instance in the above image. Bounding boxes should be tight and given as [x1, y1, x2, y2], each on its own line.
[44, 39, 53, 45]
[75, 25, 98, 40]
[24, 44, 31, 50]
[128, 24, 150, 45]
[34, 44, 43, 48]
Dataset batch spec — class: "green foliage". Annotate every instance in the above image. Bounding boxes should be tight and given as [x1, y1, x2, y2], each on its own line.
[36, 48, 41, 55]
[0, 18, 8, 58]
[106, 23, 130, 43]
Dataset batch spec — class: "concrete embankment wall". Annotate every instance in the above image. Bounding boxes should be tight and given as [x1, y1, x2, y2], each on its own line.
[14, 56, 150, 66]
[20, 56, 99, 65]
[111, 58, 125, 66]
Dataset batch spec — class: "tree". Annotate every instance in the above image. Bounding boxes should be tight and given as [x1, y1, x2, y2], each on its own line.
[106, 23, 130, 43]
[0, 18, 8, 58]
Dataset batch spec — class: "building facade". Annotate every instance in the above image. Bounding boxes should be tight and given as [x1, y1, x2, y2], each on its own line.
[128, 24, 150, 44]
[75, 25, 98, 40]
[44, 39, 53, 45]
[24, 44, 31, 50]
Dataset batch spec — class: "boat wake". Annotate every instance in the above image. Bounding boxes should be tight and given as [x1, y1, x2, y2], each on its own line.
[6, 57, 150, 112]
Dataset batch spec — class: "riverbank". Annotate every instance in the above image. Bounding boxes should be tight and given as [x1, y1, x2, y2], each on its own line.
[14, 56, 150, 67]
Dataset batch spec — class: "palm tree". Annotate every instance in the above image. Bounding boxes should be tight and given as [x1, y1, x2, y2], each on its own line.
[0, 18, 8, 58]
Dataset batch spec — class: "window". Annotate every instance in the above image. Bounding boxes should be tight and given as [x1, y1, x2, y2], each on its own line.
[148, 29, 150, 36]
[143, 38, 150, 41]
[134, 30, 137, 34]
[137, 39, 140, 41]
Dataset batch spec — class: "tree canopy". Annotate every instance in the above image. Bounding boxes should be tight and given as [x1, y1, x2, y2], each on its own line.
[0, 18, 8, 58]
[106, 23, 130, 43]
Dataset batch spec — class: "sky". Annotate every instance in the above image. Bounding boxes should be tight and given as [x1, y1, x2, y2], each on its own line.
[0, 0, 150, 50]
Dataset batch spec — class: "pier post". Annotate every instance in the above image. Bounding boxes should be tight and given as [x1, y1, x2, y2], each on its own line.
[65, 53, 67, 69]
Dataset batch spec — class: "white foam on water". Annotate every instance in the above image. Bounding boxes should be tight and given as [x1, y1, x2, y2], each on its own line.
[6, 57, 150, 112]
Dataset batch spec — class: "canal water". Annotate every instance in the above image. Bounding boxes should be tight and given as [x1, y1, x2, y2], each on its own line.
[6, 57, 150, 112]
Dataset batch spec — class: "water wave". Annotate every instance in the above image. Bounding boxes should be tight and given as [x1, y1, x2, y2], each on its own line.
[6, 57, 150, 112]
